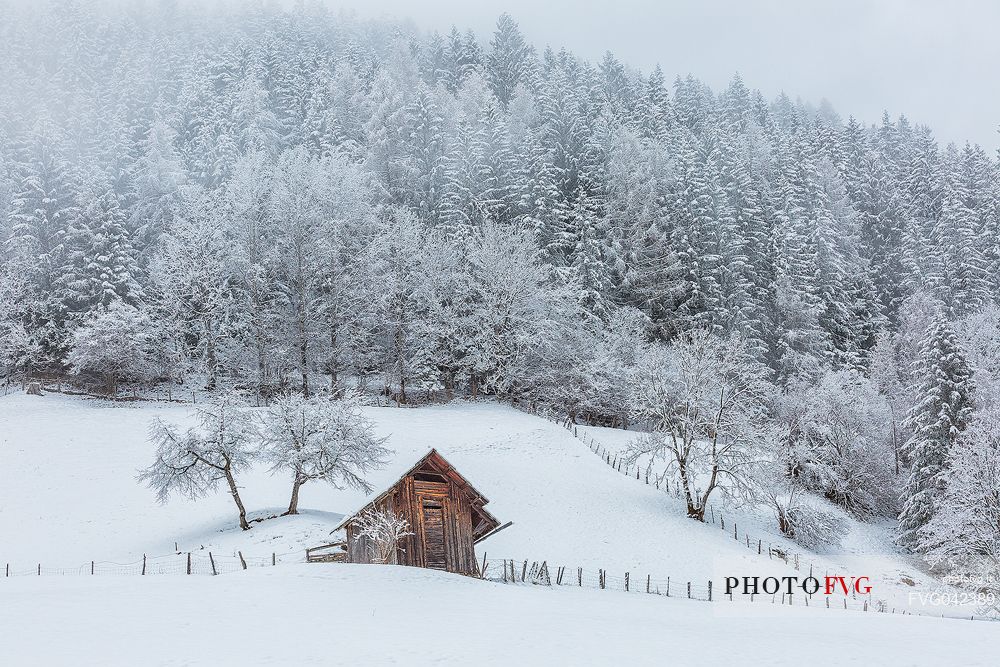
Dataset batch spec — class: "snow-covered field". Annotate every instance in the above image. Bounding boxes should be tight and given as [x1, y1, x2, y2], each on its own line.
[0, 392, 797, 577]
[1, 392, 995, 666]
[1, 564, 996, 667]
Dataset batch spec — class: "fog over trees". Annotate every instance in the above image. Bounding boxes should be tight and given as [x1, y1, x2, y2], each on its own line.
[2, 3, 999, 561]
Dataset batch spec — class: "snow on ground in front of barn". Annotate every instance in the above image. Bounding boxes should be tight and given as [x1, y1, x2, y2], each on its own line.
[0, 393, 985, 624]
[0, 563, 997, 667]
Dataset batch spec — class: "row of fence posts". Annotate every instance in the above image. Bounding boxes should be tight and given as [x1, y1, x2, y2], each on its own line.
[483, 555, 711, 602]
[482, 554, 985, 621]
[5, 551, 282, 577]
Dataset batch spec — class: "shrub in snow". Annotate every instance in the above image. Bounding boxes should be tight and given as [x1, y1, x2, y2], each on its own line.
[66, 301, 160, 395]
[138, 394, 257, 530]
[352, 507, 413, 564]
[769, 486, 847, 550]
[258, 393, 391, 515]
[778, 369, 896, 518]
[955, 305, 1000, 411]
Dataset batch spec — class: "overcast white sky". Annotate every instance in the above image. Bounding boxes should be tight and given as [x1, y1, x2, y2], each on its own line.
[322, 0, 999, 151]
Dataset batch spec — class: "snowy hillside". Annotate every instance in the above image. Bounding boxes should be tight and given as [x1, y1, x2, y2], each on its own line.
[1, 564, 997, 667]
[0, 393, 980, 620]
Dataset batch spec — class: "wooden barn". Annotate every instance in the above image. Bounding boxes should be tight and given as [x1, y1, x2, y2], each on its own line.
[326, 449, 505, 576]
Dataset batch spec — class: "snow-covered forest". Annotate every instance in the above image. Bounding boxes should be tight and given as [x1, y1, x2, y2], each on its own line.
[1, 3, 999, 583]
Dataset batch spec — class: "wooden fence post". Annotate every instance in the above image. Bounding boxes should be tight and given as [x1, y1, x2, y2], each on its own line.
[239, 551, 247, 571]
[625, 572, 630, 592]
[666, 576, 670, 596]
[90, 561, 94, 575]
[272, 553, 276, 566]
[187, 552, 192, 575]
[646, 574, 650, 594]
[708, 581, 712, 601]
[687, 582, 691, 599]
[758, 539, 761, 555]
[578, 567, 582, 587]
[521, 560, 527, 582]
[142, 554, 147, 575]
[480, 552, 487, 579]
[209, 552, 217, 576]
[6, 563, 9, 577]
[37, 563, 41, 576]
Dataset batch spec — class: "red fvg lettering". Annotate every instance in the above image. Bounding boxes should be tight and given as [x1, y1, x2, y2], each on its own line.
[823, 576, 872, 595]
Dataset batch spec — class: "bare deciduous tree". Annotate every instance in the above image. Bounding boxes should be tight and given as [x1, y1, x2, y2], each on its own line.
[138, 394, 256, 530]
[627, 330, 775, 521]
[258, 393, 391, 515]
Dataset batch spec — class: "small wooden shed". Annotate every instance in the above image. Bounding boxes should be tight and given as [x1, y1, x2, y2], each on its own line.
[331, 449, 502, 576]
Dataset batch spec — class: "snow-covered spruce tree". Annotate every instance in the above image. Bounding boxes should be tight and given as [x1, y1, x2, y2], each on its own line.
[627, 330, 775, 521]
[486, 13, 534, 109]
[898, 313, 975, 548]
[0, 269, 38, 379]
[257, 393, 391, 516]
[66, 301, 160, 396]
[919, 407, 1000, 606]
[60, 178, 143, 320]
[139, 394, 257, 531]
[6, 116, 81, 367]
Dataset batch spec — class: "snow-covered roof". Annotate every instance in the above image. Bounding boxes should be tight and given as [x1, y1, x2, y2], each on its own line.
[330, 448, 499, 534]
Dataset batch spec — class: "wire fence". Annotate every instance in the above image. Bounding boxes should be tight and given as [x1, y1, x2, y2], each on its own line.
[2, 550, 304, 578]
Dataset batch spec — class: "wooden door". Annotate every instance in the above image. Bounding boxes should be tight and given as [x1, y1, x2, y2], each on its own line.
[421, 499, 447, 570]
